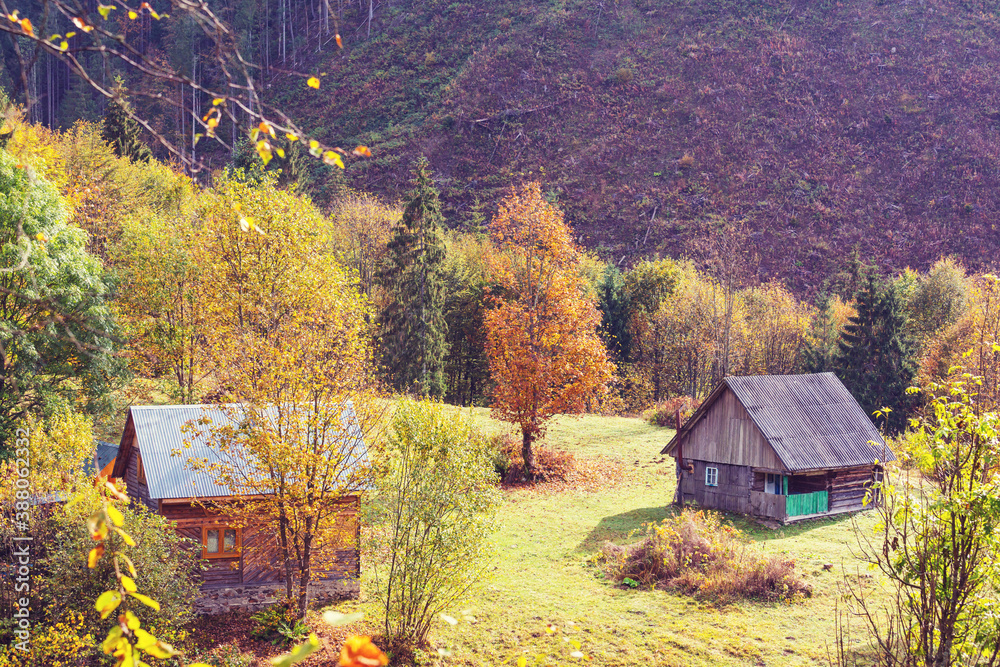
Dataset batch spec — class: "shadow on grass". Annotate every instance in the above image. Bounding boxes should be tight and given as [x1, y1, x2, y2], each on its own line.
[575, 505, 679, 553]
[729, 511, 859, 542]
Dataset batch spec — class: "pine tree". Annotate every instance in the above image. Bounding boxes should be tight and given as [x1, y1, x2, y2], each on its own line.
[834, 271, 916, 433]
[378, 158, 448, 397]
[101, 84, 153, 163]
[802, 292, 839, 373]
[597, 263, 632, 363]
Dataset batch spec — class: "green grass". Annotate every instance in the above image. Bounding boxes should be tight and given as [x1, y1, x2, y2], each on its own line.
[335, 410, 877, 666]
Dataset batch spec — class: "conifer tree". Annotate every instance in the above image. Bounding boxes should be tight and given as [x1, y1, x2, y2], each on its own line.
[378, 158, 448, 397]
[802, 292, 839, 373]
[834, 271, 916, 433]
[101, 84, 153, 163]
[597, 263, 632, 363]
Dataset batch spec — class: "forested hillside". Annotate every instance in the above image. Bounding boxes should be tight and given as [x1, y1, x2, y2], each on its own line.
[5, 0, 1000, 290]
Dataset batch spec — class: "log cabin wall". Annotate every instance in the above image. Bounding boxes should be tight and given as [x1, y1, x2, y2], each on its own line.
[680, 389, 784, 470]
[828, 466, 876, 513]
[122, 427, 156, 511]
[679, 460, 752, 514]
[160, 497, 361, 592]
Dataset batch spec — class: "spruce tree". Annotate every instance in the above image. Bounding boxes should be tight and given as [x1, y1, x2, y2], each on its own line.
[802, 292, 839, 373]
[597, 263, 632, 363]
[101, 85, 153, 163]
[378, 158, 448, 397]
[834, 271, 916, 433]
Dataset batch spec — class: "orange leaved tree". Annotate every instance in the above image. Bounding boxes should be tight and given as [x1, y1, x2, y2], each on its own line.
[484, 184, 615, 480]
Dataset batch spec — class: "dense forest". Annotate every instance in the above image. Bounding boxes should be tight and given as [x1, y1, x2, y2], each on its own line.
[4, 0, 1000, 292]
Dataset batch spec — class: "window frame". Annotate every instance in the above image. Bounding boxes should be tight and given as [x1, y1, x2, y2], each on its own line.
[201, 524, 242, 559]
[705, 466, 719, 487]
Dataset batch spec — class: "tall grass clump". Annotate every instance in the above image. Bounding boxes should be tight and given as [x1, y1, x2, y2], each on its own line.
[600, 509, 809, 603]
[642, 395, 701, 427]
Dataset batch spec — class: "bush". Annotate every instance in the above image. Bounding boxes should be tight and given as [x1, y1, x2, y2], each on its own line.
[38, 486, 201, 644]
[250, 602, 303, 645]
[371, 399, 501, 650]
[0, 612, 95, 667]
[642, 396, 702, 428]
[599, 509, 810, 603]
[493, 434, 576, 484]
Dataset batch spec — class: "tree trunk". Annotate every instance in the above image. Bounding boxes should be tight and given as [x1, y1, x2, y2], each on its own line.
[521, 429, 536, 481]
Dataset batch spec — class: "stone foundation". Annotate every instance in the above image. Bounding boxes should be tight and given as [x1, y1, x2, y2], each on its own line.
[194, 578, 360, 615]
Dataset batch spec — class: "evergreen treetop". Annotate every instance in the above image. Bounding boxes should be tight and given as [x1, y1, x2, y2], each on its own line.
[378, 157, 449, 397]
[101, 83, 153, 163]
[834, 271, 916, 433]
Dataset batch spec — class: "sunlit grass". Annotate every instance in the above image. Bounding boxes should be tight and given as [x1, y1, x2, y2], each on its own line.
[328, 410, 878, 666]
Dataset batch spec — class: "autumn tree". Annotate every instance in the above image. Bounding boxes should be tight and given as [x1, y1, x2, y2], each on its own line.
[0, 148, 126, 450]
[112, 209, 206, 403]
[186, 169, 383, 619]
[485, 184, 615, 479]
[736, 282, 811, 375]
[378, 159, 448, 397]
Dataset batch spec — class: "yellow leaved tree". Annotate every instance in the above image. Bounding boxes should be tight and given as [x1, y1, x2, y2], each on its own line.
[183, 170, 385, 620]
[484, 184, 615, 480]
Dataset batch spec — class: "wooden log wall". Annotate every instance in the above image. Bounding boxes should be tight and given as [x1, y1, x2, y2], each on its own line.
[160, 498, 361, 591]
[828, 466, 876, 513]
[680, 460, 752, 514]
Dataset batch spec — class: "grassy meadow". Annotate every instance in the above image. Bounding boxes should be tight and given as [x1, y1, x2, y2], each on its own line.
[328, 410, 879, 667]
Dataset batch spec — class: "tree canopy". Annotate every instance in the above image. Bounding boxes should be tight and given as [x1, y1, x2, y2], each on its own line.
[0, 149, 125, 450]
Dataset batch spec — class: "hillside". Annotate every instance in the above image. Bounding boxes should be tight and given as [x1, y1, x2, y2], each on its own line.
[273, 0, 1000, 293]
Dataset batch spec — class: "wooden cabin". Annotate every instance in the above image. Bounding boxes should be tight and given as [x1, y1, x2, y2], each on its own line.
[110, 404, 362, 614]
[661, 373, 894, 524]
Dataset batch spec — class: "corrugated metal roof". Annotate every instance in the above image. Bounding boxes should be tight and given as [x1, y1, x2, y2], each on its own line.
[129, 402, 367, 500]
[662, 373, 895, 471]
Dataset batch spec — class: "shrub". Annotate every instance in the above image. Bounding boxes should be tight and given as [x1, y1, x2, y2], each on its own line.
[599, 509, 809, 603]
[494, 434, 576, 484]
[38, 486, 201, 643]
[370, 399, 501, 650]
[642, 396, 702, 428]
[250, 602, 302, 645]
[0, 612, 95, 667]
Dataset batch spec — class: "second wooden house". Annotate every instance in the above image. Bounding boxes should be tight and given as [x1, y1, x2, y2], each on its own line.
[661, 373, 894, 524]
[110, 404, 362, 614]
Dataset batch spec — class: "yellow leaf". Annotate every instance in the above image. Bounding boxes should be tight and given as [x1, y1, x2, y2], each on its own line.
[124, 611, 140, 631]
[275, 147, 285, 159]
[256, 140, 273, 166]
[128, 592, 161, 611]
[59, 40, 68, 50]
[212, 97, 224, 105]
[88, 545, 105, 568]
[352, 145, 372, 158]
[128, 10, 138, 19]
[107, 504, 124, 527]
[285, 132, 299, 142]
[335, 33, 343, 48]
[97, 4, 115, 20]
[35, 232, 47, 243]
[323, 151, 345, 169]
[121, 576, 137, 593]
[307, 76, 320, 89]
[95, 590, 122, 619]
[113, 527, 136, 546]
[20, 17, 33, 36]
[258, 120, 274, 137]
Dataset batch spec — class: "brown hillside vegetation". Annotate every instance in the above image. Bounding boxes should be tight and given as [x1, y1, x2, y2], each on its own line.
[276, 0, 1000, 292]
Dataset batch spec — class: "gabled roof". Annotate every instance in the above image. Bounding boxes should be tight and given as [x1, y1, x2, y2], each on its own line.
[661, 372, 895, 472]
[110, 403, 367, 500]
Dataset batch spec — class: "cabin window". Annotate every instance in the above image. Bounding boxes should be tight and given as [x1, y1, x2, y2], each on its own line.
[137, 453, 146, 486]
[705, 467, 719, 487]
[202, 525, 241, 558]
[765, 473, 785, 495]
